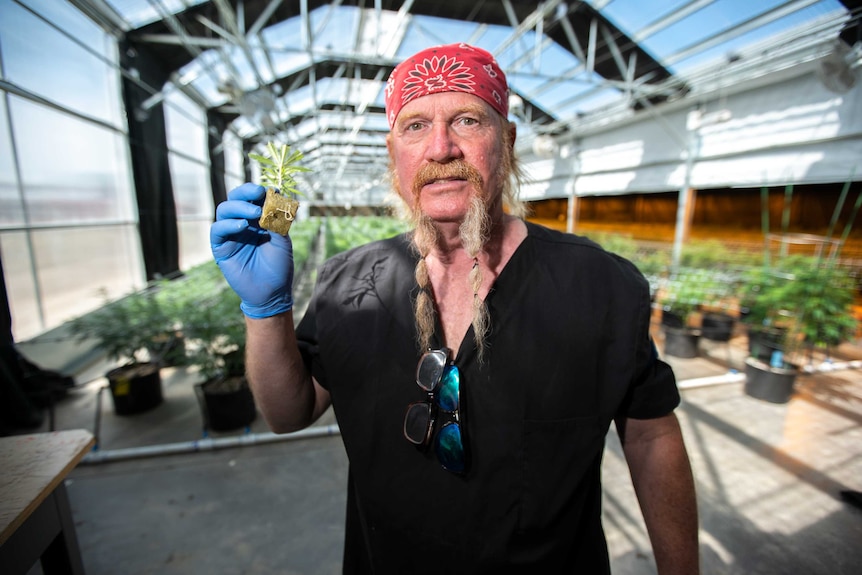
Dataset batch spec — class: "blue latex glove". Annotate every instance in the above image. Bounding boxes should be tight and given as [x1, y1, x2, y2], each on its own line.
[211, 183, 295, 318]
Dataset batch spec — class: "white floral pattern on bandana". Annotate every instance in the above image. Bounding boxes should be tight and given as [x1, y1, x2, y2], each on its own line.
[401, 55, 476, 106]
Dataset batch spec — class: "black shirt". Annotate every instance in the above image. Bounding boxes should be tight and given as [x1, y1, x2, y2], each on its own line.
[297, 222, 679, 574]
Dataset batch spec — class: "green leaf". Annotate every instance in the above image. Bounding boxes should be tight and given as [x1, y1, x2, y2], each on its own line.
[251, 142, 312, 199]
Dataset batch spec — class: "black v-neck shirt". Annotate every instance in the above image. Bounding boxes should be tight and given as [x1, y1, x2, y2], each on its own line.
[297, 221, 679, 574]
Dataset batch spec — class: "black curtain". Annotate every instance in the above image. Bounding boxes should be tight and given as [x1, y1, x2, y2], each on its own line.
[120, 39, 180, 281]
[243, 139, 254, 183]
[207, 110, 228, 209]
[0, 257, 13, 348]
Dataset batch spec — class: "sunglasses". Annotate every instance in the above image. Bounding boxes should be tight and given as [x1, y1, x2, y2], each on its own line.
[403, 348, 468, 474]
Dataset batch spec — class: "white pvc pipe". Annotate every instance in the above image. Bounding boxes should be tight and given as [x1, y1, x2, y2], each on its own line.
[81, 424, 341, 465]
[801, 359, 862, 374]
[678, 371, 746, 390]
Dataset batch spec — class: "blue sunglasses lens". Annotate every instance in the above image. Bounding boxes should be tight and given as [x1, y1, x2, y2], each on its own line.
[436, 365, 460, 412]
[435, 422, 465, 474]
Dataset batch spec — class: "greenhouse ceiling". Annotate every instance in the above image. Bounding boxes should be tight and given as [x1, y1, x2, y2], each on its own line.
[67, 0, 862, 202]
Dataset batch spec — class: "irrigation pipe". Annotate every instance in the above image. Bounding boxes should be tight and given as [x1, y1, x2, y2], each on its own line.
[81, 423, 341, 465]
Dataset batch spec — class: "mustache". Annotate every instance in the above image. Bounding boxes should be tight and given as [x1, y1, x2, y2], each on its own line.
[411, 159, 484, 198]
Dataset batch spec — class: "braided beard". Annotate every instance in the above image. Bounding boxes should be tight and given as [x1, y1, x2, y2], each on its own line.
[410, 161, 491, 360]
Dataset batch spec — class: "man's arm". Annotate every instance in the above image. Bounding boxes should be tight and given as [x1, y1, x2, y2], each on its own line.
[210, 183, 331, 434]
[616, 413, 700, 575]
[245, 312, 331, 434]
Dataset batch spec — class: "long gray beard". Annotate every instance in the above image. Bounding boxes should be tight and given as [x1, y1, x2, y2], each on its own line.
[412, 194, 491, 361]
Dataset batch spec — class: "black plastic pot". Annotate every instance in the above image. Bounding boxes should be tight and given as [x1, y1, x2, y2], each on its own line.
[747, 326, 787, 362]
[196, 376, 256, 432]
[663, 327, 700, 358]
[106, 363, 163, 415]
[702, 312, 735, 342]
[744, 357, 798, 404]
[661, 310, 686, 329]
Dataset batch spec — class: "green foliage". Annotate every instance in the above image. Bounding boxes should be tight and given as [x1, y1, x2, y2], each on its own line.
[250, 142, 311, 199]
[69, 286, 177, 365]
[175, 265, 246, 382]
[69, 222, 323, 377]
[325, 216, 410, 258]
[584, 232, 639, 261]
[680, 239, 762, 270]
[740, 255, 857, 351]
[680, 240, 731, 268]
[583, 231, 671, 295]
[634, 249, 672, 279]
[287, 216, 320, 271]
[657, 267, 732, 323]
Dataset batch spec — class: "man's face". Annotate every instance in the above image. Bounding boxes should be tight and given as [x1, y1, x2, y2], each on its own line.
[387, 92, 509, 223]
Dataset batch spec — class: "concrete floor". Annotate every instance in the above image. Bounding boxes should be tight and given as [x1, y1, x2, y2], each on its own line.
[14, 333, 862, 575]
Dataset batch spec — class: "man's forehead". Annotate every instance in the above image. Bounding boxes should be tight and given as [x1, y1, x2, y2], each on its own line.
[397, 92, 495, 122]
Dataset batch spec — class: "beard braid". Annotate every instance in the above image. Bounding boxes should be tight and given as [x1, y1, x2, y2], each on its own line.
[413, 214, 438, 353]
[409, 166, 492, 361]
[461, 194, 491, 361]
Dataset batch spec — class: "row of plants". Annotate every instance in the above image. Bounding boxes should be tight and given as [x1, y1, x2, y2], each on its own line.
[589, 232, 859, 402]
[67, 215, 409, 424]
[324, 216, 410, 258]
[654, 252, 857, 355]
[638, 237, 855, 404]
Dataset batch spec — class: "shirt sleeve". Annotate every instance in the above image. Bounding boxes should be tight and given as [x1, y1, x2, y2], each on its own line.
[621, 338, 680, 419]
[617, 264, 681, 420]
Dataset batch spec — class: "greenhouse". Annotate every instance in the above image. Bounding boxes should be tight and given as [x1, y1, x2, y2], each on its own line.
[1, 1, 862, 574]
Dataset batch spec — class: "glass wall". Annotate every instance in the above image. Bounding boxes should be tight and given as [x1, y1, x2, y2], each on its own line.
[0, 0, 143, 341]
[1, 0, 249, 342]
[223, 130, 245, 193]
[165, 88, 214, 271]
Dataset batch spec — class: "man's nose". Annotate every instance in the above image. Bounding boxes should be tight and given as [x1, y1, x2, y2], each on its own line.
[424, 123, 463, 163]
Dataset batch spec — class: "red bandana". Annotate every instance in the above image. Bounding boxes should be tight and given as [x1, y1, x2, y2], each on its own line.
[384, 43, 509, 128]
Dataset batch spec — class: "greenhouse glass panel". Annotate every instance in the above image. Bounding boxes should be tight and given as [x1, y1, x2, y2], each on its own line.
[165, 90, 208, 160]
[1, 0, 122, 128]
[178, 220, 216, 271]
[10, 97, 134, 226]
[169, 154, 212, 219]
[0, 97, 22, 227]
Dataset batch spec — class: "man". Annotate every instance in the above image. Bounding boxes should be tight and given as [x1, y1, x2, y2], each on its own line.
[211, 43, 699, 574]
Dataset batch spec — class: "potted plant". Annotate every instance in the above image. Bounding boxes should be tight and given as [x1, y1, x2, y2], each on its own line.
[791, 260, 857, 359]
[680, 240, 748, 343]
[251, 141, 310, 236]
[68, 286, 177, 415]
[178, 264, 256, 432]
[740, 255, 856, 403]
[656, 268, 727, 358]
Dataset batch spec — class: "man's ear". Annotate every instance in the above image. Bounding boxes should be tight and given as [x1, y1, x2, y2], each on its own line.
[508, 121, 517, 148]
[386, 132, 393, 157]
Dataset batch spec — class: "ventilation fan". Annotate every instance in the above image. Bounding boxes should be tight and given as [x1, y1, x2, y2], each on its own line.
[817, 40, 859, 94]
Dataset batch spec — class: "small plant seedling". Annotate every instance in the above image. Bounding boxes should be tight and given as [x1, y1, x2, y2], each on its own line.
[250, 142, 311, 235]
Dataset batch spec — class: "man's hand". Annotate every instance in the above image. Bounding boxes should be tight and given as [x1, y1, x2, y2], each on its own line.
[210, 183, 295, 319]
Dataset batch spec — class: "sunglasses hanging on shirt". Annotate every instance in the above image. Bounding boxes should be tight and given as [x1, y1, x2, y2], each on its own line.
[403, 347, 468, 475]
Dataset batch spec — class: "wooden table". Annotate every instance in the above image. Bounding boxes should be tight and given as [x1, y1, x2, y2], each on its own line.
[1, 429, 95, 574]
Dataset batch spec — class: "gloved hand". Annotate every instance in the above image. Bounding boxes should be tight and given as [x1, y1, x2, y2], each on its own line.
[210, 183, 295, 319]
